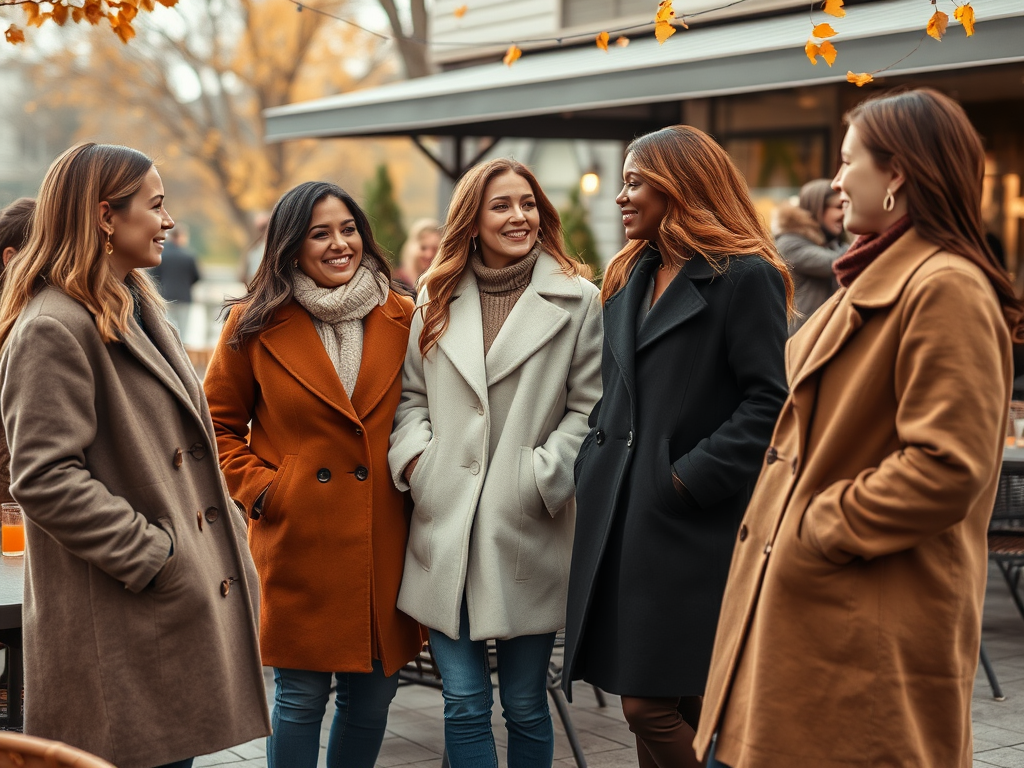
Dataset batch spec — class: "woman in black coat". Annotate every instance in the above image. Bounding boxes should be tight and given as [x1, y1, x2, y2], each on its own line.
[564, 126, 792, 768]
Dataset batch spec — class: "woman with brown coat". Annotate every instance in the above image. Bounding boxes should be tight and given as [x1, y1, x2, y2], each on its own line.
[0, 143, 270, 768]
[204, 181, 423, 768]
[696, 89, 1021, 768]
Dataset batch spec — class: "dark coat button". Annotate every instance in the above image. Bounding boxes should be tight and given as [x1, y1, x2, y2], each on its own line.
[355, 466, 369, 481]
[766, 446, 778, 464]
[196, 510, 203, 531]
[595, 430, 605, 446]
[355, 427, 363, 436]
[738, 524, 748, 542]
[173, 448, 183, 469]
[205, 507, 220, 523]
[188, 442, 207, 460]
[317, 468, 332, 483]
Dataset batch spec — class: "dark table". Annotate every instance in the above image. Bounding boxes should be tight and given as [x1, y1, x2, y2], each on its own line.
[0, 554, 23, 730]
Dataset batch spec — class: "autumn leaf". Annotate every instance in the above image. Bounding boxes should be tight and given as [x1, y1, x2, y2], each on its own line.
[927, 10, 948, 40]
[655, 20, 675, 43]
[4, 24, 25, 44]
[954, 3, 975, 36]
[453, 4, 467, 18]
[138, 0, 155, 10]
[23, 2, 47, 27]
[655, 0, 674, 23]
[503, 44, 521, 67]
[847, 71, 874, 86]
[84, 0, 104, 23]
[805, 40, 820, 64]
[50, 2, 69, 25]
[596, 31, 609, 51]
[819, 39, 837, 66]
[615, 35, 630, 47]
[117, 3, 139, 23]
[812, 22, 837, 37]
[108, 11, 136, 42]
[822, 0, 845, 18]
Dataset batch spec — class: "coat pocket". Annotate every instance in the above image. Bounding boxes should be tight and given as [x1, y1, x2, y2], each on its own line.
[515, 446, 547, 581]
[407, 437, 439, 570]
[654, 438, 691, 515]
[152, 515, 182, 593]
[574, 429, 597, 486]
[261, 454, 296, 522]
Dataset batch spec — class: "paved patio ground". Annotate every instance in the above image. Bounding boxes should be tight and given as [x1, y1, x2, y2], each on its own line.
[197, 561, 1024, 768]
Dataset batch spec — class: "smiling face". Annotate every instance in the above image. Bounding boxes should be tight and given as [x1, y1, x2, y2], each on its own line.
[616, 153, 669, 242]
[416, 230, 440, 275]
[104, 165, 173, 280]
[832, 124, 906, 236]
[297, 195, 363, 288]
[473, 170, 540, 269]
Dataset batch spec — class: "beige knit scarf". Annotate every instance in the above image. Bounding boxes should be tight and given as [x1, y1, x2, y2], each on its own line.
[291, 264, 389, 396]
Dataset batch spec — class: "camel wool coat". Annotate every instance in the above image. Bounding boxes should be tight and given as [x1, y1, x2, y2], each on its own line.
[0, 286, 270, 768]
[695, 229, 1012, 768]
[204, 293, 424, 675]
[389, 252, 603, 640]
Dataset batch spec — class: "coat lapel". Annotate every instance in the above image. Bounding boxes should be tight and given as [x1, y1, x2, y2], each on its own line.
[635, 254, 712, 352]
[259, 301, 358, 423]
[484, 253, 576, 387]
[351, 295, 409, 419]
[603, 249, 659, 402]
[437, 273, 489, 406]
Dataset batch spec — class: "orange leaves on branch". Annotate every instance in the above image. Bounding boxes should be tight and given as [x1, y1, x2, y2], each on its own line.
[615, 35, 630, 47]
[927, 9, 948, 39]
[4, 23, 25, 43]
[503, 44, 521, 67]
[818, 40, 836, 65]
[812, 22, 836, 37]
[805, 40, 820, 63]
[453, 4, 467, 18]
[954, 3, 975, 35]
[847, 71, 874, 86]
[596, 31, 609, 51]
[821, 0, 845, 18]
[654, 0, 676, 44]
[7, 0, 177, 43]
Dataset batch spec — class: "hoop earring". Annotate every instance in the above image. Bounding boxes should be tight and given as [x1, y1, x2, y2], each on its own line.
[883, 189, 895, 213]
[292, 259, 299, 268]
[105, 229, 114, 256]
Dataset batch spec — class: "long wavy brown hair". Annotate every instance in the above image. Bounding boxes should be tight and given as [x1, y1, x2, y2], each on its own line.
[847, 88, 1024, 341]
[600, 126, 794, 316]
[0, 143, 163, 350]
[418, 158, 590, 355]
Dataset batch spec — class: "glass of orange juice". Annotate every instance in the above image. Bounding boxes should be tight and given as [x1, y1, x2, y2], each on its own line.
[1, 504, 24, 557]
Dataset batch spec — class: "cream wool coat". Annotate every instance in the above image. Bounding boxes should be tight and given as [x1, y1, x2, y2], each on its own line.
[389, 252, 603, 640]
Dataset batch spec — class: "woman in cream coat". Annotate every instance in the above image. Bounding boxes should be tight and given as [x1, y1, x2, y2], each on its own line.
[389, 158, 602, 768]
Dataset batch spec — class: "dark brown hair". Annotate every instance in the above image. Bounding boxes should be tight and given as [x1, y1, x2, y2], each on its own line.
[0, 198, 35, 257]
[418, 158, 590, 355]
[846, 88, 1023, 341]
[224, 181, 394, 349]
[600, 125, 795, 314]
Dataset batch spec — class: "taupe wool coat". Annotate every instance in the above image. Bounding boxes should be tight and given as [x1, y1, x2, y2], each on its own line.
[1, 286, 270, 768]
[694, 229, 1012, 768]
[389, 252, 603, 640]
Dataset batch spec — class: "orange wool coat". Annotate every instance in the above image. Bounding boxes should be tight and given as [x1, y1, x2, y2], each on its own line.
[204, 292, 424, 675]
[695, 229, 1012, 768]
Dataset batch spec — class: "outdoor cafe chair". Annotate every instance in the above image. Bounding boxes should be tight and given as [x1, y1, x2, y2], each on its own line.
[0, 733, 115, 768]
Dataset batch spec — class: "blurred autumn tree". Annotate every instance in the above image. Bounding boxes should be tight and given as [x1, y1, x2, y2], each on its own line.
[363, 163, 406, 264]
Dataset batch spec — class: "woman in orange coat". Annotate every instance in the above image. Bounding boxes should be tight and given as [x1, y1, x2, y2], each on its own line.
[204, 181, 423, 768]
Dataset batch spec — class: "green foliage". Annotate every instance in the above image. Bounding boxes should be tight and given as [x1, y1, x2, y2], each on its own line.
[561, 187, 601, 271]
[363, 164, 406, 265]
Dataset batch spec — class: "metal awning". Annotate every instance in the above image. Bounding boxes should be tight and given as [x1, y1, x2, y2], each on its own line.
[264, 0, 1024, 143]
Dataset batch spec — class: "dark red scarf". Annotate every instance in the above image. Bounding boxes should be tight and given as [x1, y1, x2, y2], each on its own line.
[832, 215, 912, 288]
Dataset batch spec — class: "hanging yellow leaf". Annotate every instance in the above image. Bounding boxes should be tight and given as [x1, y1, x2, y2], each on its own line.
[655, 0, 674, 23]
[819, 39, 837, 66]
[453, 5, 467, 18]
[108, 11, 136, 42]
[503, 44, 522, 67]
[84, 0, 104, 23]
[4, 24, 25, 44]
[23, 2, 47, 27]
[655, 19, 676, 43]
[117, 3, 139, 22]
[822, 0, 845, 18]
[679, 17, 688, 29]
[954, 3, 975, 35]
[50, 2, 69, 25]
[596, 31, 609, 51]
[812, 22, 837, 37]
[805, 40, 820, 64]
[847, 71, 874, 86]
[615, 35, 630, 47]
[927, 10, 948, 39]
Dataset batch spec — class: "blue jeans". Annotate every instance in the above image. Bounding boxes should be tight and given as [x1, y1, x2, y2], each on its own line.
[707, 737, 732, 768]
[428, 600, 556, 768]
[267, 661, 399, 768]
[152, 760, 194, 768]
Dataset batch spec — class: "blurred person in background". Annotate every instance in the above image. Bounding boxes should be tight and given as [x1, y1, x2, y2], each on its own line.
[394, 218, 440, 293]
[772, 179, 847, 335]
[150, 223, 201, 338]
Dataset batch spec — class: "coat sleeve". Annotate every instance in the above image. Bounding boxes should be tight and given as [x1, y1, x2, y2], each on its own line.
[672, 260, 789, 508]
[777, 234, 843, 279]
[2, 315, 171, 593]
[534, 286, 604, 516]
[389, 304, 433, 492]
[203, 311, 276, 516]
[804, 267, 1011, 564]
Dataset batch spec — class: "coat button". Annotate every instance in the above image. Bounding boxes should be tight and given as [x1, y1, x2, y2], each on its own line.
[317, 468, 332, 483]
[469, 461, 480, 475]
[196, 510, 203, 531]
[173, 448, 183, 469]
[188, 442, 207, 460]
[766, 446, 778, 465]
[764, 542, 773, 554]
[354, 466, 369, 481]
[221, 578, 235, 597]
[477, 404, 485, 416]
[738, 524, 748, 542]
[595, 430, 605, 446]
[627, 430, 634, 448]
[354, 427, 363, 436]
[205, 507, 220, 523]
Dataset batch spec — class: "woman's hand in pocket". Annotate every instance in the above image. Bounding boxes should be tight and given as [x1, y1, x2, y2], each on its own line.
[404, 454, 422, 485]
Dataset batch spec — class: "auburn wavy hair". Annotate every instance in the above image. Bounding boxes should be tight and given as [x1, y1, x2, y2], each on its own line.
[601, 126, 794, 315]
[846, 88, 1024, 341]
[418, 158, 590, 355]
[0, 143, 163, 351]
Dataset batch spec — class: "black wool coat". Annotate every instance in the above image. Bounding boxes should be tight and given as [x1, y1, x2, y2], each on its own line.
[563, 248, 788, 698]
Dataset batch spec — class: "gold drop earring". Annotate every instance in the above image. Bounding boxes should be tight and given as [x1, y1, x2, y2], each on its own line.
[105, 229, 114, 256]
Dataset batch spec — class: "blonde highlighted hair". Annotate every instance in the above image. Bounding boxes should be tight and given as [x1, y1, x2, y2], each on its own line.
[418, 158, 590, 355]
[0, 143, 163, 350]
